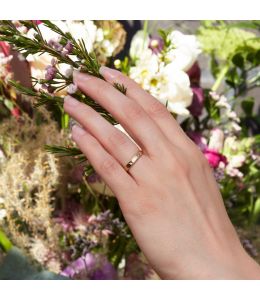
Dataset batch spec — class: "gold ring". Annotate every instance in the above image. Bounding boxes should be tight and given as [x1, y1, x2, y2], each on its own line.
[124, 149, 143, 172]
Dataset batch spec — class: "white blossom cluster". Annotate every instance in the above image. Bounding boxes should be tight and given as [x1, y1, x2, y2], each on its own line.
[22, 21, 124, 93]
[128, 30, 201, 115]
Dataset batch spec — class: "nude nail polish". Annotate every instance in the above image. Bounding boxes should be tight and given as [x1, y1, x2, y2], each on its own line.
[72, 124, 86, 137]
[64, 96, 80, 107]
[99, 66, 121, 81]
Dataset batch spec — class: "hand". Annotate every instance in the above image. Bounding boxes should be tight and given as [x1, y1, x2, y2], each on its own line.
[64, 66, 260, 279]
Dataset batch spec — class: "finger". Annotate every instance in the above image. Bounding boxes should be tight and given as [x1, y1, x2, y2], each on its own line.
[64, 96, 148, 180]
[71, 124, 137, 199]
[99, 66, 193, 149]
[73, 71, 170, 158]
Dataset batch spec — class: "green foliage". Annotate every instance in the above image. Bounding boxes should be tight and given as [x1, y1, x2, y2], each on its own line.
[0, 21, 127, 163]
[198, 21, 260, 93]
[0, 230, 12, 252]
[197, 21, 260, 62]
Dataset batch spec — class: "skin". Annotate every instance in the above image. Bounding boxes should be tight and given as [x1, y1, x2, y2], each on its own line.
[63, 66, 260, 279]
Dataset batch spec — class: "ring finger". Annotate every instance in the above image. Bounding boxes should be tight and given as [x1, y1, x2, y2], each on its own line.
[64, 95, 148, 180]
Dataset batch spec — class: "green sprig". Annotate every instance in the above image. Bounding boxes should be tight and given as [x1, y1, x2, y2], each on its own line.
[0, 20, 127, 164]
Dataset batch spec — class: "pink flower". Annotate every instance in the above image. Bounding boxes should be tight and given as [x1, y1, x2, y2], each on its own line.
[32, 20, 42, 25]
[203, 149, 227, 168]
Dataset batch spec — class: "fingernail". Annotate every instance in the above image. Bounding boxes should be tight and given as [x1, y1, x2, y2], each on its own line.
[69, 118, 80, 131]
[72, 124, 86, 137]
[73, 70, 92, 84]
[64, 95, 80, 107]
[99, 66, 120, 81]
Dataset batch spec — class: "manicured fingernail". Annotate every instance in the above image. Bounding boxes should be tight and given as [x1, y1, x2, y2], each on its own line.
[72, 124, 86, 137]
[99, 66, 120, 81]
[69, 118, 80, 131]
[73, 70, 92, 84]
[64, 95, 80, 107]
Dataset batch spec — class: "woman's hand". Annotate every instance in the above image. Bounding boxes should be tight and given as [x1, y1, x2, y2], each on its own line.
[64, 66, 260, 279]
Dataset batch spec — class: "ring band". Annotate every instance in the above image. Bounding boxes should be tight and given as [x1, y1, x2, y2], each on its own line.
[124, 149, 143, 172]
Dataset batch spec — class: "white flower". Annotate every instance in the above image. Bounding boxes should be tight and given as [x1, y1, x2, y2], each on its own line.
[99, 39, 115, 57]
[129, 51, 192, 116]
[208, 129, 224, 152]
[209, 91, 220, 101]
[231, 122, 242, 132]
[225, 153, 245, 178]
[96, 28, 104, 42]
[26, 21, 97, 93]
[228, 154, 246, 169]
[67, 20, 97, 53]
[226, 167, 243, 178]
[165, 30, 201, 71]
[67, 83, 78, 94]
[152, 63, 193, 115]
[27, 20, 68, 43]
[215, 95, 230, 109]
[129, 49, 159, 89]
[129, 30, 150, 60]
[224, 136, 238, 152]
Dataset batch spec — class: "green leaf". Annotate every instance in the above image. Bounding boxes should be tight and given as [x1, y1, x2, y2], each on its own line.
[255, 49, 260, 65]
[241, 98, 254, 116]
[0, 230, 12, 252]
[250, 198, 260, 224]
[232, 53, 244, 69]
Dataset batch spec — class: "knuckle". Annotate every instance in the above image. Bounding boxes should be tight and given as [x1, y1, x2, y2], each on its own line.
[148, 100, 168, 118]
[127, 102, 144, 121]
[94, 80, 107, 97]
[108, 130, 129, 147]
[172, 156, 190, 179]
[100, 157, 118, 173]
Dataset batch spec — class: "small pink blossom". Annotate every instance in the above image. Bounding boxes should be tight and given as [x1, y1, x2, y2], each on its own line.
[203, 149, 227, 169]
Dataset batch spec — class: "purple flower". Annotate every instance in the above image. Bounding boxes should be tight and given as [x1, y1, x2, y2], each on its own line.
[188, 86, 204, 117]
[48, 38, 63, 52]
[187, 131, 207, 151]
[86, 172, 102, 184]
[187, 62, 201, 85]
[149, 36, 164, 54]
[91, 260, 117, 280]
[45, 65, 57, 81]
[61, 253, 117, 280]
[64, 41, 73, 54]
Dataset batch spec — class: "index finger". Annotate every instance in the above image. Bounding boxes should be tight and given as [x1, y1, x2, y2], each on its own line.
[73, 71, 170, 158]
[99, 66, 193, 150]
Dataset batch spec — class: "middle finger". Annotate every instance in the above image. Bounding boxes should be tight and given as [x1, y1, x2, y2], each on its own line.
[73, 71, 170, 158]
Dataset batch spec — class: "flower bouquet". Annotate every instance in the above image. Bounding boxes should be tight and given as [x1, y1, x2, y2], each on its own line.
[0, 20, 259, 279]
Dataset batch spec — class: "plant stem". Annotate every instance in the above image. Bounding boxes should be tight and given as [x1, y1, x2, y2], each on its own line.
[211, 64, 229, 92]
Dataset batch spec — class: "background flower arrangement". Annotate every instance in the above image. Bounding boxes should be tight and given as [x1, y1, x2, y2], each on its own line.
[0, 20, 259, 279]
